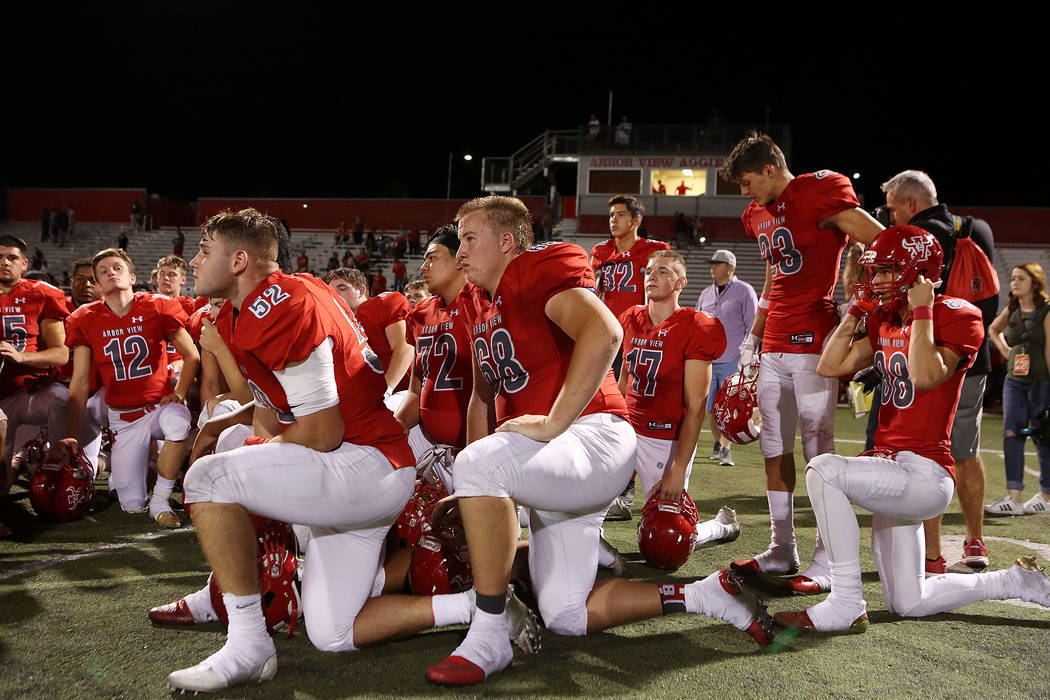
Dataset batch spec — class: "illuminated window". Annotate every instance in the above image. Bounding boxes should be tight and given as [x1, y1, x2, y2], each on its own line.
[650, 169, 706, 196]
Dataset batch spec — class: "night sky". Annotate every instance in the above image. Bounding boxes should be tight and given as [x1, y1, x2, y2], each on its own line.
[3, 7, 1040, 211]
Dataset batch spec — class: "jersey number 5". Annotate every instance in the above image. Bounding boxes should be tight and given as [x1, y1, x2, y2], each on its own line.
[2, 315, 28, 352]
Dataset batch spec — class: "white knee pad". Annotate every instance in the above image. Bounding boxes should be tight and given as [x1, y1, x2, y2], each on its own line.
[215, 424, 253, 455]
[805, 453, 846, 484]
[306, 620, 358, 653]
[158, 402, 191, 442]
[539, 598, 588, 637]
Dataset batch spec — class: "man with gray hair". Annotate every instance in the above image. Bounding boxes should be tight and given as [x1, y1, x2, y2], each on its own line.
[696, 249, 758, 466]
[880, 169, 998, 574]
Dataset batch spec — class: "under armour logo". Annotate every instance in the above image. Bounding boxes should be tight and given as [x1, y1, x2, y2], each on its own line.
[901, 235, 933, 261]
[14, 297, 26, 304]
[494, 297, 502, 306]
[657, 330, 669, 336]
[776, 203, 786, 212]
[623, 251, 631, 258]
[132, 316, 143, 323]
[449, 309, 460, 316]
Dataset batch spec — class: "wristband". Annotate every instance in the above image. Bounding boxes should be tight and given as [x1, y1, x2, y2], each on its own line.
[758, 297, 771, 310]
[910, 306, 934, 321]
[244, 436, 273, 446]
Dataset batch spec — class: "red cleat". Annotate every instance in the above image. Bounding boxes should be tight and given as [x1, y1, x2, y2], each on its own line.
[780, 574, 830, 595]
[148, 598, 195, 625]
[773, 609, 869, 633]
[718, 570, 776, 646]
[925, 556, 947, 575]
[426, 655, 486, 686]
[962, 539, 989, 569]
[731, 557, 799, 577]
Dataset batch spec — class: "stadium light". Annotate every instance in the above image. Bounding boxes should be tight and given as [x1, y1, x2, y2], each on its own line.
[853, 172, 861, 179]
[464, 154, 473, 161]
[302, 203, 308, 208]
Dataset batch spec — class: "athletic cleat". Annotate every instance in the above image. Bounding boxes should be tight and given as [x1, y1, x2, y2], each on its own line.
[730, 555, 799, 577]
[716, 570, 775, 645]
[924, 556, 947, 576]
[714, 506, 740, 543]
[599, 535, 626, 576]
[155, 511, 182, 529]
[773, 609, 869, 634]
[506, 588, 542, 655]
[1012, 556, 1050, 607]
[1023, 493, 1050, 514]
[962, 539, 989, 569]
[166, 653, 277, 693]
[780, 574, 830, 595]
[985, 494, 1025, 516]
[718, 445, 734, 466]
[149, 598, 195, 625]
[426, 655, 486, 686]
[709, 444, 722, 460]
[604, 499, 632, 522]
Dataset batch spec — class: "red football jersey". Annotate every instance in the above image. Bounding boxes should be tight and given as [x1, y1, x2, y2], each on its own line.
[590, 237, 671, 321]
[742, 170, 860, 354]
[619, 306, 727, 439]
[355, 291, 412, 392]
[65, 293, 187, 409]
[407, 294, 472, 448]
[0, 279, 70, 396]
[214, 271, 412, 469]
[458, 242, 628, 425]
[866, 296, 984, 475]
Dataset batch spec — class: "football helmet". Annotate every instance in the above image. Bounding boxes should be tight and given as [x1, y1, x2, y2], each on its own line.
[388, 476, 449, 551]
[712, 367, 761, 445]
[209, 517, 301, 636]
[856, 225, 944, 311]
[408, 532, 474, 596]
[637, 491, 700, 570]
[29, 449, 96, 522]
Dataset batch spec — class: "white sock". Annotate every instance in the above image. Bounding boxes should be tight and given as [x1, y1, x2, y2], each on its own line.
[767, 490, 795, 549]
[694, 518, 727, 547]
[684, 574, 751, 630]
[203, 592, 275, 681]
[450, 608, 512, 676]
[184, 576, 219, 622]
[149, 476, 175, 517]
[432, 592, 472, 627]
[801, 531, 831, 578]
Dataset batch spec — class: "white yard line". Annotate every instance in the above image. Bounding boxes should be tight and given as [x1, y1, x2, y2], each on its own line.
[0, 529, 191, 581]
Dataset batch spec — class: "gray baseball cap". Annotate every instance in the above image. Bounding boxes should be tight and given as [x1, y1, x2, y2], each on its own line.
[709, 249, 736, 266]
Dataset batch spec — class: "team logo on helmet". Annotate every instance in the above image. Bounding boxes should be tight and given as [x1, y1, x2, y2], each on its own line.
[901, 235, 934, 261]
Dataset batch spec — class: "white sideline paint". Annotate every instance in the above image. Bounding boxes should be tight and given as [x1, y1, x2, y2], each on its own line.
[0, 529, 191, 582]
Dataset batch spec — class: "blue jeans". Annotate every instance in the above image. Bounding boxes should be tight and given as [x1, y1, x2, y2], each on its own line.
[1002, 376, 1050, 493]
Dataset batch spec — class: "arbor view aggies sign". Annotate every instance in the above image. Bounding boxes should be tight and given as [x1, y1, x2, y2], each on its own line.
[584, 156, 727, 168]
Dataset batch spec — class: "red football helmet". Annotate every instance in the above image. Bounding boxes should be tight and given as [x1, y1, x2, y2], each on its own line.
[856, 225, 944, 311]
[713, 367, 761, 445]
[29, 449, 96, 522]
[408, 532, 474, 596]
[210, 517, 301, 636]
[638, 491, 700, 570]
[388, 477, 449, 551]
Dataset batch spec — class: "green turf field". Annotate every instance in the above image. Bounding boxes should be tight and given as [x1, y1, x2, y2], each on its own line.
[2, 409, 1049, 699]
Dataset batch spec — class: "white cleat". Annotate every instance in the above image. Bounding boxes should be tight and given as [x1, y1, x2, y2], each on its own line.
[166, 653, 277, 694]
[505, 587, 542, 655]
[1012, 556, 1050, 608]
[714, 506, 740, 543]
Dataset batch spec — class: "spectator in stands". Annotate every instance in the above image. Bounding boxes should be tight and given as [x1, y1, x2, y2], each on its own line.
[173, 227, 185, 257]
[393, 259, 407, 293]
[327, 251, 340, 272]
[404, 278, 430, 307]
[130, 200, 143, 231]
[54, 207, 69, 247]
[615, 116, 632, 146]
[394, 232, 408, 259]
[30, 248, 46, 272]
[353, 215, 364, 244]
[696, 249, 758, 466]
[296, 249, 309, 273]
[48, 208, 57, 242]
[588, 114, 601, 140]
[675, 180, 692, 196]
[372, 270, 388, 295]
[67, 204, 76, 239]
[356, 247, 370, 276]
[407, 228, 421, 256]
[341, 249, 355, 268]
[652, 180, 667, 195]
[335, 221, 348, 246]
[365, 229, 378, 257]
[378, 232, 388, 258]
[118, 230, 129, 251]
